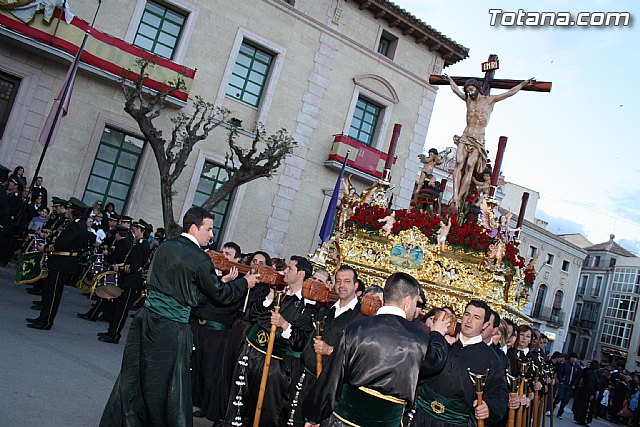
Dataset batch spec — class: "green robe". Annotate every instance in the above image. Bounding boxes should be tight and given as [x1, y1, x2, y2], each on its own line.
[99, 236, 248, 427]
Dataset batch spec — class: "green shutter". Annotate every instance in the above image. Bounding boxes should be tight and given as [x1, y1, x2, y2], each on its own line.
[348, 97, 381, 146]
[191, 162, 233, 244]
[83, 127, 145, 213]
[133, 1, 186, 59]
[226, 42, 273, 107]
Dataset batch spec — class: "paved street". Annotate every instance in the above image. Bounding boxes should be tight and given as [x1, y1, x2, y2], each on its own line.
[0, 263, 622, 427]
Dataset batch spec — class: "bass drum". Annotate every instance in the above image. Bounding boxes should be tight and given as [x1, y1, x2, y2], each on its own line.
[92, 271, 123, 300]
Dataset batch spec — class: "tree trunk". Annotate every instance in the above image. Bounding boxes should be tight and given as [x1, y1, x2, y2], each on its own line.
[159, 175, 180, 237]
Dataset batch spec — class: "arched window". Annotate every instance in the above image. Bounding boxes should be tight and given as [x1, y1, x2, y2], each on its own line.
[532, 284, 547, 318]
[552, 290, 564, 317]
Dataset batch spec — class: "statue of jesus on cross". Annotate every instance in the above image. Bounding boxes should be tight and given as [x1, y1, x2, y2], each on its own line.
[446, 74, 535, 208]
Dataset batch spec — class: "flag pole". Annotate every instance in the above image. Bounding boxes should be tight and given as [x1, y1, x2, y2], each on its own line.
[318, 151, 350, 244]
[27, 0, 102, 196]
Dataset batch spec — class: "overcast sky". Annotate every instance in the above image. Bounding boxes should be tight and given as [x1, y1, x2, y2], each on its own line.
[393, 0, 640, 254]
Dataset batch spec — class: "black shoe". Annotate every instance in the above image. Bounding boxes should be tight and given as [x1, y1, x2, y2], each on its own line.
[30, 304, 42, 310]
[27, 288, 42, 295]
[98, 335, 120, 344]
[32, 300, 42, 305]
[97, 332, 111, 337]
[27, 322, 52, 330]
[26, 317, 41, 323]
[193, 410, 205, 418]
[77, 313, 95, 321]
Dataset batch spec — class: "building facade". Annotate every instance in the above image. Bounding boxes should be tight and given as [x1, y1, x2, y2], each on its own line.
[563, 236, 636, 362]
[0, 0, 467, 256]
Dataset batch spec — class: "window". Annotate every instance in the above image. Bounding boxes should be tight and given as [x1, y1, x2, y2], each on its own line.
[532, 284, 547, 318]
[133, 1, 186, 59]
[612, 268, 640, 293]
[376, 30, 398, 59]
[83, 127, 145, 213]
[594, 255, 601, 267]
[528, 246, 538, 259]
[605, 294, 638, 321]
[0, 71, 20, 138]
[593, 276, 603, 297]
[552, 290, 564, 317]
[546, 253, 555, 266]
[348, 97, 382, 146]
[191, 162, 233, 245]
[578, 275, 588, 295]
[562, 260, 570, 272]
[574, 302, 583, 320]
[601, 319, 633, 348]
[226, 42, 273, 107]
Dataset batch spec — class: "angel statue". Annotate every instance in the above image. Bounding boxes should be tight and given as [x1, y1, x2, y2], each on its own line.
[359, 180, 384, 207]
[479, 198, 499, 237]
[487, 240, 506, 267]
[497, 211, 516, 243]
[437, 218, 452, 252]
[416, 147, 451, 194]
[336, 175, 360, 232]
[379, 211, 396, 237]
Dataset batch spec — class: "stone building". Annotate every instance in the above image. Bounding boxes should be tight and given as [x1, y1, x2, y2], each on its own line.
[0, 0, 467, 256]
[563, 235, 636, 363]
[500, 184, 587, 353]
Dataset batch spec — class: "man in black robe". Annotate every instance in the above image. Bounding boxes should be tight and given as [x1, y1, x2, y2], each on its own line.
[191, 241, 259, 426]
[288, 265, 364, 426]
[303, 272, 450, 427]
[224, 256, 315, 427]
[412, 300, 509, 427]
[99, 207, 256, 427]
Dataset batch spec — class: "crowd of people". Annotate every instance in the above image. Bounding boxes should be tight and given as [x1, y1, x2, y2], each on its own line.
[3, 165, 640, 427]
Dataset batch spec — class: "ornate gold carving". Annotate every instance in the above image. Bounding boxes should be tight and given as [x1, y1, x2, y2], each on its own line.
[312, 227, 531, 324]
[431, 400, 446, 414]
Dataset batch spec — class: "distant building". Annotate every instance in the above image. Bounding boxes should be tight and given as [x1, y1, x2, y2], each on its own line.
[563, 236, 636, 366]
[501, 183, 587, 353]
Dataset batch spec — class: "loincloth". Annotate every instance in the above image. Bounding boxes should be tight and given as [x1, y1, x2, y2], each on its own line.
[453, 135, 488, 173]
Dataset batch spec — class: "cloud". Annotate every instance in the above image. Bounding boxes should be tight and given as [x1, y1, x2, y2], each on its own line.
[608, 187, 640, 224]
[618, 240, 640, 256]
[536, 209, 587, 236]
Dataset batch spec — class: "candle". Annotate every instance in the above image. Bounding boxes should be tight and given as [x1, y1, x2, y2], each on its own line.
[489, 136, 508, 197]
[384, 124, 402, 175]
[516, 192, 530, 230]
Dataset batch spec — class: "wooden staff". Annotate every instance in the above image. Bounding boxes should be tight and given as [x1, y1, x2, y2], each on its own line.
[314, 319, 325, 376]
[506, 372, 518, 427]
[253, 291, 284, 427]
[532, 366, 540, 427]
[515, 362, 529, 427]
[524, 380, 532, 427]
[549, 371, 555, 427]
[468, 368, 490, 427]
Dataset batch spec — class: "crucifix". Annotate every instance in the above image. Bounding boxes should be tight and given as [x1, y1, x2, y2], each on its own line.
[429, 54, 552, 208]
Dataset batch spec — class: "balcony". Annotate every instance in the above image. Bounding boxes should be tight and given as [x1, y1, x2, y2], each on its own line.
[0, 8, 195, 105]
[570, 317, 596, 330]
[532, 306, 565, 327]
[325, 134, 396, 181]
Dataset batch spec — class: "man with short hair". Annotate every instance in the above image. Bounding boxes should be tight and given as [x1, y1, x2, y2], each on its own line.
[413, 300, 508, 427]
[303, 272, 450, 427]
[554, 352, 582, 418]
[191, 241, 259, 425]
[225, 255, 315, 427]
[289, 265, 363, 426]
[31, 176, 47, 208]
[99, 207, 256, 427]
[26, 198, 89, 329]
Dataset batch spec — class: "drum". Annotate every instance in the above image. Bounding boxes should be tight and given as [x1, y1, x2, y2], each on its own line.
[14, 251, 48, 285]
[82, 252, 105, 286]
[92, 271, 123, 300]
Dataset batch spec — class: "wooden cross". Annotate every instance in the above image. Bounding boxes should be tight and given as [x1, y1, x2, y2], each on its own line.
[429, 54, 552, 93]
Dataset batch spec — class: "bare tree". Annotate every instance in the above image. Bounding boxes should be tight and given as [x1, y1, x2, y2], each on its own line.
[121, 59, 296, 235]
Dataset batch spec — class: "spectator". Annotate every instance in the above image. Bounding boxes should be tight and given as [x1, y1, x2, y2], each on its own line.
[31, 176, 48, 207]
[27, 207, 49, 233]
[554, 352, 582, 419]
